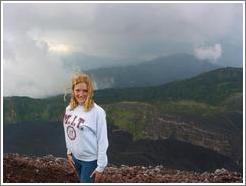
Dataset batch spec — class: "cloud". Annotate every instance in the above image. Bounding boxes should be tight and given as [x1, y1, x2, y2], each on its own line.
[3, 31, 75, 98]
[3, 3, 242, 59]
[2, 2, 243, 97]
[193, 44, 222, 62]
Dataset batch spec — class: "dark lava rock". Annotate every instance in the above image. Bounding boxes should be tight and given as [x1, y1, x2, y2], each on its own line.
[3, 153, 243, 183]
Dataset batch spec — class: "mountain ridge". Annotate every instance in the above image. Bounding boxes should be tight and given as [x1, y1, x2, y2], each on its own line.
[87, 53, 220, 89]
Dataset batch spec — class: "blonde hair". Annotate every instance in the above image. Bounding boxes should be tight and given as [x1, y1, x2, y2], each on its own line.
[69, 73, 94, 112]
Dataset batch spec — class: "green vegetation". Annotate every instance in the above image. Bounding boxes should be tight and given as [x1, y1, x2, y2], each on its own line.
[219, 92, 243, 112]
[3, 95, 67, 124]
[105, 102, 155, 140]
[3, 67, 243, 140]
[154, 100, 221, 117]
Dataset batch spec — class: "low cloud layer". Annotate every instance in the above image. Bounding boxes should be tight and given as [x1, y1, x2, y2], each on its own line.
[2, 2, 243, 98]
[193, 44, 222, 62]
[3, 32, 74, 98]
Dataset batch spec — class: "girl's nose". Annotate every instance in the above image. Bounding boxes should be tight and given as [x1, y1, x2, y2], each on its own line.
[79, 91, 84, 96]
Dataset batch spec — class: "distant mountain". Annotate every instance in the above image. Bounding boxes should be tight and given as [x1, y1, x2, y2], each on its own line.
[87, 53, 220, 89]
[94, 67, 243, 106]
[216, 42, 243, 68]
[3, 67, 243, 172]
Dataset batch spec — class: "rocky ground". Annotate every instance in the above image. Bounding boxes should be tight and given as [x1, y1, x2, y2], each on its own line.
[3, 153, 243, 183]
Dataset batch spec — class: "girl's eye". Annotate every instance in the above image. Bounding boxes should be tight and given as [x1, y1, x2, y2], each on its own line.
[75, 89, 88, 92]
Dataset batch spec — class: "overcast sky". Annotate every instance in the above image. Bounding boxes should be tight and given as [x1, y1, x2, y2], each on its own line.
[2, 2, 244, 98]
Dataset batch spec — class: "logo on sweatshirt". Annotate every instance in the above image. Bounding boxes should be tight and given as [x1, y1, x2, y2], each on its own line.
[64, 114, 85, 129]
[67, 126, 76, 140]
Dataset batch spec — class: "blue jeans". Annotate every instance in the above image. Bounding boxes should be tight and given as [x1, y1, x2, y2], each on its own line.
[72, 154, 97, 183]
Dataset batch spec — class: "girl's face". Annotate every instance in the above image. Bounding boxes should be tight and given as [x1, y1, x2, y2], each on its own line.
[73, 82, 88, 105]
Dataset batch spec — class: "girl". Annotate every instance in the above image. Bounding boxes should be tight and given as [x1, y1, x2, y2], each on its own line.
[63, 73, 108, 183]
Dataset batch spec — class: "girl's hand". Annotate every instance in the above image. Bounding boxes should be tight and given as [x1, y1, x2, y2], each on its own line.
[90, 170, 103, 182]
[67, 154, 75, 168]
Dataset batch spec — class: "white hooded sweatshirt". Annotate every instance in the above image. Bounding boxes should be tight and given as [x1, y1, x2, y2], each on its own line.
[63, 103, 108, 172]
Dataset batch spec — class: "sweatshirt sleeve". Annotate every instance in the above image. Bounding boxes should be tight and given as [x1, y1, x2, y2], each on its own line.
[95, 108, 109, 172]
[64, 106, 72, 155]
